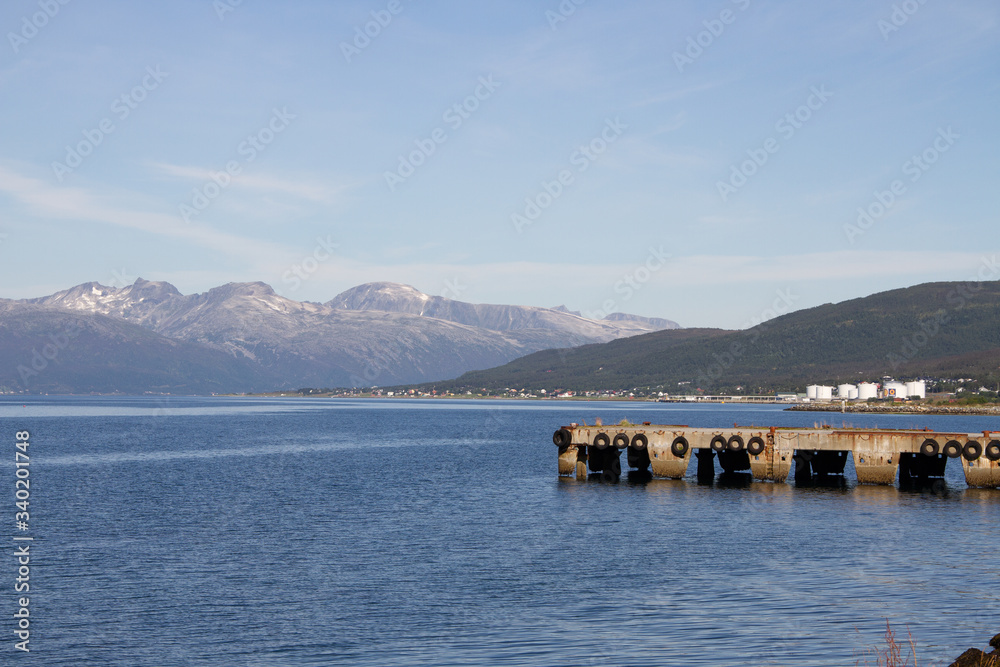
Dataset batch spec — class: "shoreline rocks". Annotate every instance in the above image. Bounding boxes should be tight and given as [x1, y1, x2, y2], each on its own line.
[948, 632, 1000, 666]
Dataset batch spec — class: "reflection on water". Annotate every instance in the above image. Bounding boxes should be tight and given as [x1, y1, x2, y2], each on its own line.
[714, 471, 754, 488]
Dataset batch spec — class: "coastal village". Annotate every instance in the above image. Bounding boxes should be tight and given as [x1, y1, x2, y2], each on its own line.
[284, 376, 999, 407]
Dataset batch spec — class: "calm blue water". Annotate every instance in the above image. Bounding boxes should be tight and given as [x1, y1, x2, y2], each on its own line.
[1, 396, 997, 666]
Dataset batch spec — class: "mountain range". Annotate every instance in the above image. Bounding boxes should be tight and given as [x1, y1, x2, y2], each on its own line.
[425, 280, 1000, 394]
[0, 279, 678, 393]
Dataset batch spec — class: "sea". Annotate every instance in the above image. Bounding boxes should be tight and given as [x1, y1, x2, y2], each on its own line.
[0, 396, 997, 666]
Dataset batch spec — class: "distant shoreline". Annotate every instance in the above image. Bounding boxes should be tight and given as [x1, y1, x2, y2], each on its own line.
[785, 403, 1000, 416]
[8, 393, 1000, 416]
[234, 392, 1000, 415]
[228, 393, 644, 402]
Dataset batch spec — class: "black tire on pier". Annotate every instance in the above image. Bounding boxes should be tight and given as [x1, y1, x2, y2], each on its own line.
[613, 433, 630, 450]
[670, 437, 689, 457]
[747, 437, 766, 456]
[630, 433, 648, 451]
[727, 435, 745, 452]
[553, 428, 572, 446]
[986, 440, 1000, 462]
[592, 432, 611, 450]
[710, 435, 727, 452]
[962, 441, 983, 461]
[943, 440, 963, 459]
[920, 439, 939, 457]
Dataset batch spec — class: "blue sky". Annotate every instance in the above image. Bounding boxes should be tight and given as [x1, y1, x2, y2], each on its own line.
[0, 0, 997, 328]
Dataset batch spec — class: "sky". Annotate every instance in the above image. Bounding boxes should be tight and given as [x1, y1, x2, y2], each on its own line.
[0, 0, 997, 329]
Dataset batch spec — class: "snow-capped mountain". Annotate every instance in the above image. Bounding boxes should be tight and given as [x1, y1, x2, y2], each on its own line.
[327, 281, 679, 339]
[5, 279, 680, 393]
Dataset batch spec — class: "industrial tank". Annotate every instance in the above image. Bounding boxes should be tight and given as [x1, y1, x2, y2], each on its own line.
[884, 381, 908, 398]
[837, 384, 857, 399]
[857, 382, 878, 400]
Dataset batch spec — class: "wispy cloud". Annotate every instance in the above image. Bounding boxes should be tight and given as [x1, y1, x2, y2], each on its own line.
[0, 164, 285, 260]
[149, 162, 347, 203]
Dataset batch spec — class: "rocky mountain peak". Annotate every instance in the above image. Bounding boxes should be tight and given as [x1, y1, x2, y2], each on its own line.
[327, 282, 430, 311]
[126, 278, 182, 300]
[204, 282, 278, 301]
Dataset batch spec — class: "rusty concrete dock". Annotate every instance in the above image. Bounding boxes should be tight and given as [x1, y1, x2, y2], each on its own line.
[552, 423, 1000, 488]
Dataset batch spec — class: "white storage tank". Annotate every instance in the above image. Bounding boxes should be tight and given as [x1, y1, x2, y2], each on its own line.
[849, 387, 859, 399]
[816, 386, 834, 400]
[905, 380, 926, 399]
[837, 384, 857, 399]
[884, 381, 908, 399]
[806, 385, 819, 400]
[857, 382, 878, 400]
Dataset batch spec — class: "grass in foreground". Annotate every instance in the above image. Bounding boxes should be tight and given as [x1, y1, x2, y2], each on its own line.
[856, 621, 918, 667]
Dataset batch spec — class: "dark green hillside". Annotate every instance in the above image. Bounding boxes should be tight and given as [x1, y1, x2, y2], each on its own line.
[426, 281, 1000, 393]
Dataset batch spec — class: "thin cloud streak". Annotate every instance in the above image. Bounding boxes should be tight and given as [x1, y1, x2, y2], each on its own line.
[149, 162, 345, 203]
[0, 164, 285, 261]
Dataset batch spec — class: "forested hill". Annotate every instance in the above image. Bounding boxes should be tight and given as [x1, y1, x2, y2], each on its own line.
[422, 281, 1000, 394]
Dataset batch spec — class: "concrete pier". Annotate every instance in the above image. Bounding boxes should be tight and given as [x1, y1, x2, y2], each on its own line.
[552, 423, 1000, 488]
